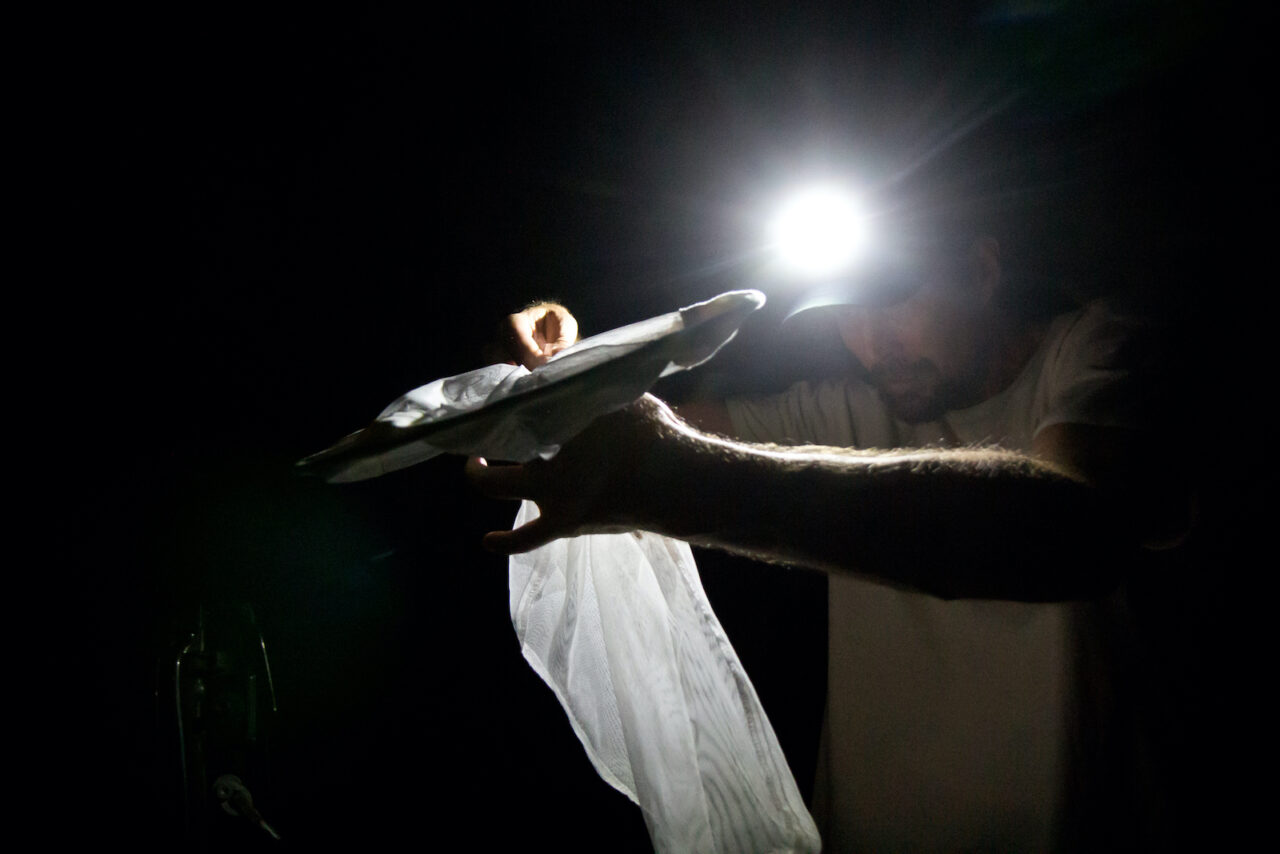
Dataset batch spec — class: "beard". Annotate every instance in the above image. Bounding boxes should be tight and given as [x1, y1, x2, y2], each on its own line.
[868, 359, 965, 423]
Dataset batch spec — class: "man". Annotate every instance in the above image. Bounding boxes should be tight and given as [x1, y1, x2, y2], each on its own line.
[469, 233, 1187, 850]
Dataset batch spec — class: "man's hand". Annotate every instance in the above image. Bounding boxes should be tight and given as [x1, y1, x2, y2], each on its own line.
[465, 395, 683, 554]
[502, 303, 579, 369]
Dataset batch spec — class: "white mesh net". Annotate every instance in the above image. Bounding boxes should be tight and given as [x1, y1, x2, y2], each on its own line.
[510, 502, 820, 854]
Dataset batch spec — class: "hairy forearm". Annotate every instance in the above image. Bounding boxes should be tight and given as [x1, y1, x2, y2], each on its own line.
[633, 422, 1127, 601]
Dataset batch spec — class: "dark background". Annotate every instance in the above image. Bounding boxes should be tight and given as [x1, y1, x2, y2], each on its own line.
[49, 2, 1250, 849]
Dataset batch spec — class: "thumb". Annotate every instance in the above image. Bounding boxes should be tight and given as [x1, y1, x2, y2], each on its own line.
[482, 515, 559, 555]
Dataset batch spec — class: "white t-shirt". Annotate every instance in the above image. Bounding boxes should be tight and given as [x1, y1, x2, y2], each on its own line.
[725, 300, 1151, 852]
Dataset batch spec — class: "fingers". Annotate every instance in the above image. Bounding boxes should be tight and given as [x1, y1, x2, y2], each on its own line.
[506, 312, 546, 368]
[543, 307, 578, 355]
[506, 304, 579, 368]
[482, 516, 557, 555]
[466, 458, 565, 554]
[465, 456, 531, 500]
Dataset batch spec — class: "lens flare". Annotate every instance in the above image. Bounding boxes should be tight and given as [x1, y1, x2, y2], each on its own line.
[769, 186, 866, 278]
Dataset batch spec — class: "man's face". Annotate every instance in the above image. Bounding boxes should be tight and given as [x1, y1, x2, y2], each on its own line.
[834, 279, 990, 423]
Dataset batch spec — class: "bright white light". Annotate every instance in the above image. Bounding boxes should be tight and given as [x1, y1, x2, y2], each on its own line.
[769, 186, 866, 277]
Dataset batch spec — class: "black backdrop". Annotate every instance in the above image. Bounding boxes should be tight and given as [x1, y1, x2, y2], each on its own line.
[49, 3, 1251, 849]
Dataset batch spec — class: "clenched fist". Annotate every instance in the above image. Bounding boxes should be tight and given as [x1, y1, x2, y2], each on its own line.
[502, 303, 579, 368]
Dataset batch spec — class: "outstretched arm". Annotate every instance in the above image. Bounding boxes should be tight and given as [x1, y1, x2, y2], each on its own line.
[468, 395, 1142, 602]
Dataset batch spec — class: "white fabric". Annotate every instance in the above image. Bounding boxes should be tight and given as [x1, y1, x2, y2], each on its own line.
[510, 502, 820, 854]
[304, 291, 819, 851]
[726, 299, 1147, 852]
[372, 310, 687, 463]
[305, 290, 764, 482]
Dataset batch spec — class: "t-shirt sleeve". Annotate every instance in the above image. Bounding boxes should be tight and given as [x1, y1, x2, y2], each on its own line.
[725, 381, 821, 444]
[1035, 299, 1166, 436]
[725, 378, 894, 447]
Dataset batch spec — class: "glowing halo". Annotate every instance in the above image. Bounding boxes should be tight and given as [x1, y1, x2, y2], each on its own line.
[768, 186, 867, 278]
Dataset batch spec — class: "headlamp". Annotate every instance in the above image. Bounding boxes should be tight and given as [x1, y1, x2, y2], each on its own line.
[767, 185, 867, 279]
[769, 183, 932, 318]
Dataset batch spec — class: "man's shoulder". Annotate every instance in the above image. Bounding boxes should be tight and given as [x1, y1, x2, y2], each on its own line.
[1044, 293, 1165, 369]
[1031, 292, 1172, 434]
